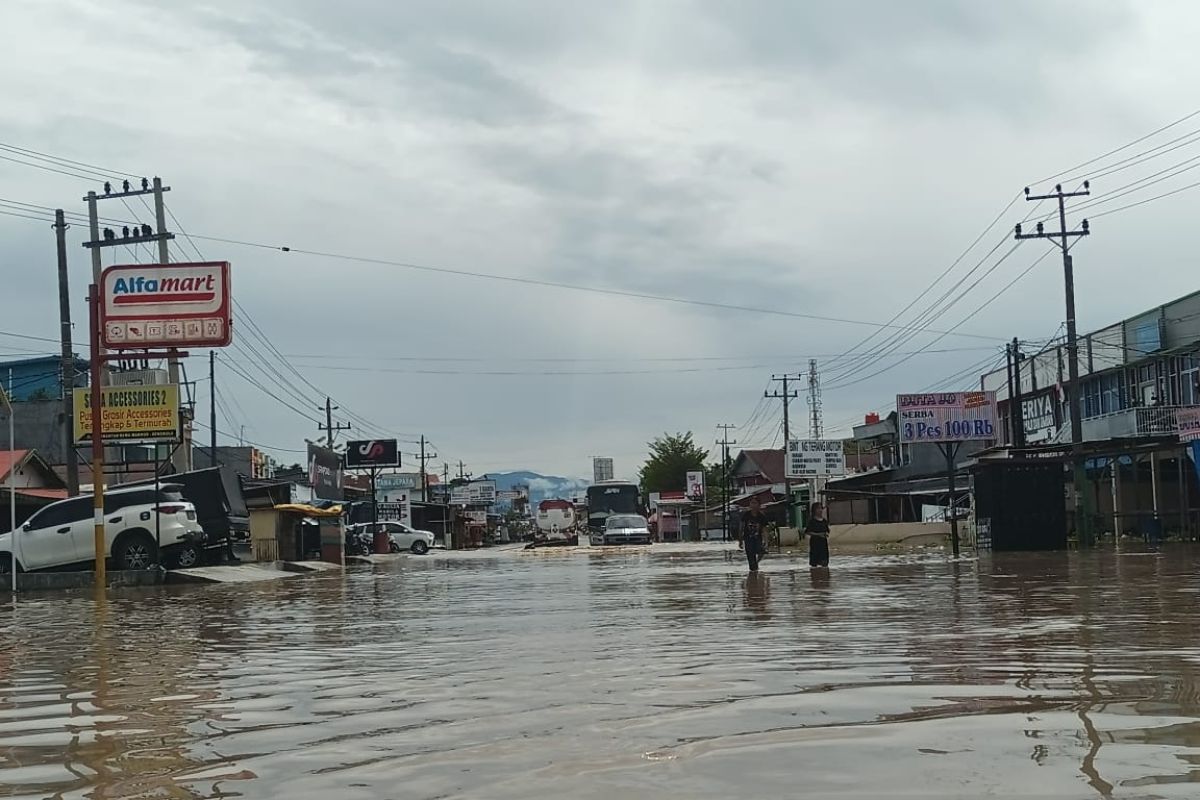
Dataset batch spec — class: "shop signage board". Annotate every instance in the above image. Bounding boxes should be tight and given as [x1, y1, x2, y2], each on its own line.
[377, 495, 412, 526]
[897, 392, 999, 443]
[1020, 391, 1059, 443]
[1177, 407, 1200, 443]
[308, 442, 344, 501]
[344, 439, 400, 469]
[73, 385, 180, 444]
[451, 480, 497, 505]
[685, 470, 705, 501]
[785, 439, 847, 478]
[377, 473, 419, 490]
[100, 262, 232, 349]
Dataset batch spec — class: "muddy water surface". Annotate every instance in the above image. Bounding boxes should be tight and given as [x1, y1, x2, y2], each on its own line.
[2, 545, 1200, 799]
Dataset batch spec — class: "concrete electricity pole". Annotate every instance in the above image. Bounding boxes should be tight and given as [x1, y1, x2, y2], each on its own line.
[418, 436, 438, 502]
[1015, 182, 1092, 545]
[317, 397, 351, 449]
[54, 210, 80, 495]
[766, 374, 799, 526]
[717, 423, 736, 541]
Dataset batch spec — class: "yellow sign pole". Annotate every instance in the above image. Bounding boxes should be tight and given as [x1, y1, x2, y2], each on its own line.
[88, 286, 106, 588]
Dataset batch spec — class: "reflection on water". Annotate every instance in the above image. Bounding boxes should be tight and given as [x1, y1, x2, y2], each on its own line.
[3, 545, 1200, 798]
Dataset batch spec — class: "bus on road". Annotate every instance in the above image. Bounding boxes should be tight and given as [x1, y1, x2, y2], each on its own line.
[585, 481, 641, 538]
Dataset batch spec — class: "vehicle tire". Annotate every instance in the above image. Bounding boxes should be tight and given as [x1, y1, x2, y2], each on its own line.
[410, 540, 429, 555]
[389, 541, 401, 554]
[0, 554, 19, 575]
[114, 532, 158, 571]
[171, 543, 202, 569]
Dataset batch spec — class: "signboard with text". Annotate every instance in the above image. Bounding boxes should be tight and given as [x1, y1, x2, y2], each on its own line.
[344, 439, 400, 469]
[377, 473, 419, 491]
[1177, 407, 1200, 443]
[593, 457, 614, 483]
[685, 471, 705, 501]
[1020, 391, 1059, 443]
[73, 385, 180, 444]
[897, 392, 998, 443]
[101, 262, 232, 349]
[308, 443, 344, 501]
[451, 480, 497, 505]
[786, 439, 847, 478]
[377, 495, 412, 527]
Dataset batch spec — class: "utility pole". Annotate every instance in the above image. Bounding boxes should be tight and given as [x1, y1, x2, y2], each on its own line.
[150, 177, 191, 474]
[1012, 337, 1026, 450]
[807, 359, 823, 440]
[766, 374, 799, 527]
[1005, 340, 1017, 446]
[54, 210, 79, 495]
[1015, 182, 1092, 545]
[418, 435, 438, 502]
[209, 351, 217, 464]
[457, 460, 470, 480]
[717, 423, 736, 542]
[317, 397, 351, 449]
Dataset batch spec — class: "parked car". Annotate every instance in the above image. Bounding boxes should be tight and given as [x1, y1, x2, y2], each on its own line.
[602, 514, 653, 546]
[348, 522, 435, 554]
[0, 484, 205, 573]
[124, 467, 249, 562]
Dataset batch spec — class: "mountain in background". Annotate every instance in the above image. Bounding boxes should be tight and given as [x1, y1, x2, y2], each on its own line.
[483, 471, 590, 505]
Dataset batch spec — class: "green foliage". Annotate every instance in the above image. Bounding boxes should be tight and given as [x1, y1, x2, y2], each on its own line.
[705, 452, 734, 499]
[639, 432, 709, 495]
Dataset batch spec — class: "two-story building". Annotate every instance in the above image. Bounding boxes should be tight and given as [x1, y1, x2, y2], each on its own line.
[981, 289, 1200, 538]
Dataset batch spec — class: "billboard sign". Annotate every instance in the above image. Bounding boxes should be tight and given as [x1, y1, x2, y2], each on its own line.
[377, 494, 412, 527]
[73, 385, 180, 444]
[307, 442, 344, 501]
[1020, 391, 1059, 443]
[897, 392, 999, 443]
[377, 473, 419, 491]
[451, 480, 497, 505]
[593, 457, 614, 483]
[786, 439, 847, 478]
[100, 262, 232, 349]
[685, 470, 705, 501]
[1177, 407, 1200, 443]
[344, 439, 400, 469]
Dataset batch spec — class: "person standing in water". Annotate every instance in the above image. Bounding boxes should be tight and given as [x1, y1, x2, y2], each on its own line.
[805, 503, 831, 568]
[740, 496, 769, 572]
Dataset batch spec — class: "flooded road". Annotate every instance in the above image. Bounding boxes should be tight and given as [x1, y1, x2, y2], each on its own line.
[2, 544, 1200, 799]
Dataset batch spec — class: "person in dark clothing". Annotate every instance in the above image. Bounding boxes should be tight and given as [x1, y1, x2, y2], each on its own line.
[740, 497, 769, 572]
[805, 503, 831, 568]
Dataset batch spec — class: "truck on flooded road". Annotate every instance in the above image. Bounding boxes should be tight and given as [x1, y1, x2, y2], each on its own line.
[534, 498, 578, 545]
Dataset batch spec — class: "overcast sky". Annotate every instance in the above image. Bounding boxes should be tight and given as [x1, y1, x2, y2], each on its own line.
[3, 0, 1200, 479]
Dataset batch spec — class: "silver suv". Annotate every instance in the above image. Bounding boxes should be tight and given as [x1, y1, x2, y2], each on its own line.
[0, 484, 205, 574]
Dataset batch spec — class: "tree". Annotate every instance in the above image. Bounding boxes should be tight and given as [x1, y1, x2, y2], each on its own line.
[639, 432, 709, 496]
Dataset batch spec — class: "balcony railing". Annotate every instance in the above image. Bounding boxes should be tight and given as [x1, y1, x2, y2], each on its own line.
[1073, 405, 1193, 441]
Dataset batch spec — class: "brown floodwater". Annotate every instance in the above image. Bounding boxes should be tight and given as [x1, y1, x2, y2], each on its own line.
[2, 544, 1200, 799]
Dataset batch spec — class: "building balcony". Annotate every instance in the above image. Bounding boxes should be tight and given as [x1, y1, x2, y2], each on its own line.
[1070, 406, 1193, 441]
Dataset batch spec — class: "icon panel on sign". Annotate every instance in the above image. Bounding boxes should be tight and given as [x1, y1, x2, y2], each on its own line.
[145, 321, 165, 341]
[106, 322, 126, 343]
[126, 323, 146, 342]
[165, 321, 184, 341]
[183, 319, 203, 340]
[202, 318, 223, 340]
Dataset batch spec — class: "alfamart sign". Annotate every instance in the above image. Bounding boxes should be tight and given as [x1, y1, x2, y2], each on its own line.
[100, 262, 232, 349]
[897, 392, 999, 443]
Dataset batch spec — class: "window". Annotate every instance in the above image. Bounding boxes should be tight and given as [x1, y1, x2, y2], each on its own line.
[1183, 354, 1200, 406]
[105, 490, 157, 513]
[28, 498, 88, 529]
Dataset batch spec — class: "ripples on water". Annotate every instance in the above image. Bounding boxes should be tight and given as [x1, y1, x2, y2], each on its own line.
[2, 546, 1200, 799]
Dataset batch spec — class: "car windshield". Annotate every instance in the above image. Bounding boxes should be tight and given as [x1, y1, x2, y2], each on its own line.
[606, 515, 645, 529]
